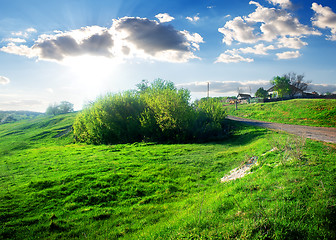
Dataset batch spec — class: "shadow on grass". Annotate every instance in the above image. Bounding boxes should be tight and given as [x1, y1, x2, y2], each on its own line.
[213, 119, 270, 147]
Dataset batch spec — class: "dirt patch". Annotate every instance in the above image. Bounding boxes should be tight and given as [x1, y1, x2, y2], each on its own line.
[221, 148, 277, 183]
[221, 156, 257, 183]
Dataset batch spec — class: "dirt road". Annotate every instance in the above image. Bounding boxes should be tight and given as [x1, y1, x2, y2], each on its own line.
[227, 116, 336, 144]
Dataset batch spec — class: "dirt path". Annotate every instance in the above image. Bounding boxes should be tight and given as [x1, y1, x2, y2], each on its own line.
[227, 116, 336, 144]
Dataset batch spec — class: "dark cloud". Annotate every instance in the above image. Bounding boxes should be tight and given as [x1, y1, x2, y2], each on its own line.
[81, 31, 114, 57]
[1, 18, 202, 63]
[33, 29, 114, 61]
[115, 17, 189, 55]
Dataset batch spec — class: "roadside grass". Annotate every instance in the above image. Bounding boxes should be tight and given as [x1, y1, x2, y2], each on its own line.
[225, 99, 336, 127]
[1, 114, 335, 239]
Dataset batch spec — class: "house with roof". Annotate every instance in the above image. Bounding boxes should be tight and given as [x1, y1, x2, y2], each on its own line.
[237, 93, 252, 100]
[267, 85, 304, 98]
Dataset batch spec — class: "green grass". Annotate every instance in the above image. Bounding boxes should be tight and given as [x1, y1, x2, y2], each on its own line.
[1, 113, 335, 239]
[225, 99, 336, 127]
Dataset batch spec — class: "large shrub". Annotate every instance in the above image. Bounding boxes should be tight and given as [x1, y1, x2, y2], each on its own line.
[74, 79, 228, 144]
[192, 98, 228, 140]
[73, 91, 145, 144]
[139, 79, 194, 142]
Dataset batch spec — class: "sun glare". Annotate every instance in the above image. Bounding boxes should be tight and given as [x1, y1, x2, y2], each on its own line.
[64, 56, 117, 98]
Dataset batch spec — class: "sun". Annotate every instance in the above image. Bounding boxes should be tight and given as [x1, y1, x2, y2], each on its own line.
[64, 55, 117, 98]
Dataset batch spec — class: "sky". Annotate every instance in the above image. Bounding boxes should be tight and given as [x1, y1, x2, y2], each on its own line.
[0, 0, 336, 112]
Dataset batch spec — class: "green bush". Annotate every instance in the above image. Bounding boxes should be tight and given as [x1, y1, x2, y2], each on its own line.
[73, 91, 145, 144]
[74, 79, 228, 144]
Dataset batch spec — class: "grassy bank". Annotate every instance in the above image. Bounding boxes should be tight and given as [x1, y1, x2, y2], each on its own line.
[225, 99, 336, 127]
[1, 113, 335, 239]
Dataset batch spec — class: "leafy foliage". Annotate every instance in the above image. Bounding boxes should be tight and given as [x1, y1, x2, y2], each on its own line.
[74, 91, 145, 144]
[46, 101, 74, 115]
[73, 79, 228, 144]
[270, 76, 291, 98]
[255, 87, 268, 98]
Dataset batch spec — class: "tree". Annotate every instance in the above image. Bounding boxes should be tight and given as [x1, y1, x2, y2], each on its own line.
[270, 76, 291, 98]
[255, 87, 268, 98]
[283, 72, 311, 96]
[59, 101, 74, 113]
[46, 101, 74, 115]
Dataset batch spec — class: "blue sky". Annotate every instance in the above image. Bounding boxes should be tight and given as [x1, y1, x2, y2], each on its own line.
[0, 0, 336, 112]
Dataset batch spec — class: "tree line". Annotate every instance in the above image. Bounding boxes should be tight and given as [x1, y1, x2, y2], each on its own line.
[255, 72, 311, 98]
[73, 79, 228, 144]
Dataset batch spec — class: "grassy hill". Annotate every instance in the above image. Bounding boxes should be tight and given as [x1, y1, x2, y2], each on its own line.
[0, 110, 43, 124]
[1, 113, 336, 239]
[225, 99, 336, 127]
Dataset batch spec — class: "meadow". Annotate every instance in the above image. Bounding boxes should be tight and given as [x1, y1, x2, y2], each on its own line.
[1, 112, 336, 239]
[224, 99, 336, 127]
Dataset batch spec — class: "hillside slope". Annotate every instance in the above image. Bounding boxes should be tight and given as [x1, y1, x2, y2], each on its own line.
[0, 113, 76, 155]
[0, 114, 335, 239]
[225, 99, 336, 127]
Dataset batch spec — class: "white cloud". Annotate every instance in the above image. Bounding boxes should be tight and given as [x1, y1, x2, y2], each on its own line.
[237, 43, 275, 55]
[2, 38, 26, 43]
[277, 37, 308, 49]
[1, 17, 203, 63]
[266, 0, 292, 9]
[186, 14, 200, 22]
[155, 13, 175, 23]
[276, 50, 301, 59]
[218, 1, 320, 45]
[0, 98, 44, 111]
[218, 16, 258, 45]
[215, 52, 254, 63]
[11, 28, 37, 38]
[1, 43, 37, 58]
[26, 28, 37, 33]
[0, 76, 10, 85]
[311, 3, 336, 41]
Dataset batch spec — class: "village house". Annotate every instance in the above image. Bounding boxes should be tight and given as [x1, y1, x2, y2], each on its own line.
[237, 93, 252, 100]
[267, 85, 304, 98]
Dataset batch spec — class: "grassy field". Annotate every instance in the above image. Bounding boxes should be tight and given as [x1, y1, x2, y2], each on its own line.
[225, 99, 336, 127]
[1, 113, 336, 239]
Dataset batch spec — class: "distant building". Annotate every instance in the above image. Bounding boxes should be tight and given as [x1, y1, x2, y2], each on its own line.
[237, 93, 252, 100]
[267, 85, 304, 98]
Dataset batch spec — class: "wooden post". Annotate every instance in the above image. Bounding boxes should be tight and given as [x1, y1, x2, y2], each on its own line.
[235, 100, 238, 110]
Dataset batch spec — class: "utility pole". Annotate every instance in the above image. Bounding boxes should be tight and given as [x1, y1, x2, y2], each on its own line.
[207, 82, 210, 98]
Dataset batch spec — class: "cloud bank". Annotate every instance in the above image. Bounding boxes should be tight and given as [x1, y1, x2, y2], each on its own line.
[1, 17, 203, 63]
[180, 81, 336, 97]
[216, 0, 322, 63]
